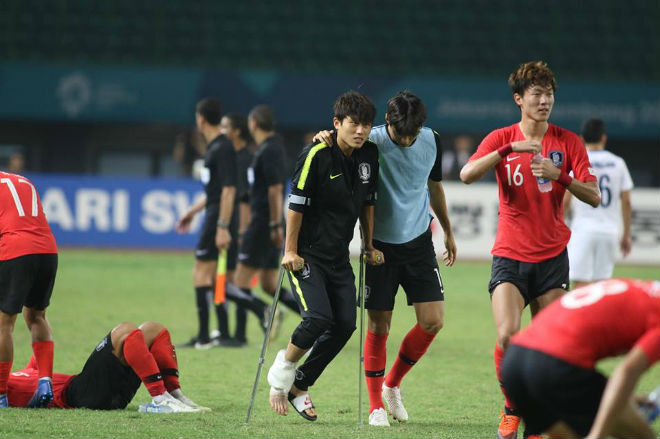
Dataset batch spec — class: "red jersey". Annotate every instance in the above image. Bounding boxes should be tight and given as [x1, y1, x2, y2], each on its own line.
[511, 279, 660, 369]
[8, 357, 74, 408]
[0, 172, 57, 260]
[469, 123, 596, 262]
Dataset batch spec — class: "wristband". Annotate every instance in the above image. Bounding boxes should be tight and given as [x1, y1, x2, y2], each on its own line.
[497, 143, 513, 157]
[556, 171, 573, 187]
[217, 220, 230, 228]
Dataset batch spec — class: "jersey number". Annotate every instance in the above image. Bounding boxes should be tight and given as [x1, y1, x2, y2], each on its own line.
[505, 164, 524, 186]
[598, 174, 611, 207]
[1, 178, 38, 217]
[560, 279, 628, 309]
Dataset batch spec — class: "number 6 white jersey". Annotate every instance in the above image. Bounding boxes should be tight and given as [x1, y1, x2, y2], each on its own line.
[570, 150, 633, 235]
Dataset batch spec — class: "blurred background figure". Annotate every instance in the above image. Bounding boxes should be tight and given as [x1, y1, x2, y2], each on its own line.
[442, 135, 474, 181]
[7, 153, 26, 173]
[172, 128, 206, 178]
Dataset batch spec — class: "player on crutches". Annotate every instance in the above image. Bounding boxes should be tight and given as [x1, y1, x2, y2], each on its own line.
[249, 91, 383, 422]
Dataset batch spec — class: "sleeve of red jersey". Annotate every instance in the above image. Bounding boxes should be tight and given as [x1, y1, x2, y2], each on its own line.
[568, 136, 597, 183]
[634, 327, 660, 365]
[468, 130, 502, 162]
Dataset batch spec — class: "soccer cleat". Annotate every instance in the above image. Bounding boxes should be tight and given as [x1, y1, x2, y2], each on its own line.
[497, 411, 521, 439]
[382, 384, 408, 422]
[368, 408, 390, 427]
[170, 390, 212, 412]
[27, 378, 53, 408]
[194, 339, 214, 350]
[0, 394, 8, 408]
[179, 336, 200, 348]
[138, 392, 200, 413]
[267, 349, 296, 393]
[214, 337, 246, 348]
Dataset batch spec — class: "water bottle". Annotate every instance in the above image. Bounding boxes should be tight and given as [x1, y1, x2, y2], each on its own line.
[531, 153, 553, 193]
[639, 385, 660, 423]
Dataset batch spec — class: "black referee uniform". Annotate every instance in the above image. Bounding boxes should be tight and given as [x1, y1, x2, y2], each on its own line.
[286, 134, 379, 391]
[195, 134, 237, 261]
[239, 135, 287, 268]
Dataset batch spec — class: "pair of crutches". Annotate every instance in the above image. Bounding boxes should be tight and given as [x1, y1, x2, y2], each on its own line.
[245, 249, 368, 425]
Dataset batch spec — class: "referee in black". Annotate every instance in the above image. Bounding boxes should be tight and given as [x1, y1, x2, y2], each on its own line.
[267, 91, 385, 421]
[234, 106, 300, 321]
[176, 98, 236, 349]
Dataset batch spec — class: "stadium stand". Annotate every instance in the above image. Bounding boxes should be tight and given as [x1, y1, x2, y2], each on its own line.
[1, 0, 657, 81]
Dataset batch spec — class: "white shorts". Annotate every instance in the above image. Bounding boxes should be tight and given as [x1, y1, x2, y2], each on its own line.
[567, 231, 618, 282]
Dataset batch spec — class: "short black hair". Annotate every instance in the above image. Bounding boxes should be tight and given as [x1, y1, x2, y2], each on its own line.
[333, 90, 376, 126]
[581, 118, 606, 143]
[196, 98, 222, 125]
[248, 105, 276, 131]
[224, 113, 250, 141]
[386, 90, 426, 137]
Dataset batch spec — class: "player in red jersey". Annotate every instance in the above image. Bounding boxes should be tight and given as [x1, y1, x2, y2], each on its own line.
[0, 171, 58, 408]
[501, 278, 660, 438]
[460, 61, 601, 439]
[7, 321, 208, 412]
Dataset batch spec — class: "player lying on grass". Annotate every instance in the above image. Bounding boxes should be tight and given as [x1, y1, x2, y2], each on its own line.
[501, 278, 659, 438]
[6, 321, 209, 412]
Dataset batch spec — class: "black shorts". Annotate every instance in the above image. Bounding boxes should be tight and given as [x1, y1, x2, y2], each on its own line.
[195, 204, 238, 269]
[287, 257, 356, 326]
[501, 344, 606, 436]
[365, 228, 444, 311]
[238, 217, 280, 269]
[65, 332, 141, 410]
[0, 253, 58, 314]
[488, 249, 569, 305]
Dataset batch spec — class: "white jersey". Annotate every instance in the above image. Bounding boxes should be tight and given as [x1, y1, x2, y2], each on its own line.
[570, 149, 633, 235]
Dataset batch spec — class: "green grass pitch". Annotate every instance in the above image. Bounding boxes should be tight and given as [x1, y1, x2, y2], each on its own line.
[3, 249, 658, 438]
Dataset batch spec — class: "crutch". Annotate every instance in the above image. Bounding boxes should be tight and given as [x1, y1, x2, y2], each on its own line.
[245, 266, 286, 425]
[357, 232, 367, 425]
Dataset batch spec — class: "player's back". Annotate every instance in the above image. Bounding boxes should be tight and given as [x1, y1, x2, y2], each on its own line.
[8, 360, 74, 408]
[571, 150, 633, 234]
[0, 172, 57, 260]
[512, 279, 660, 368]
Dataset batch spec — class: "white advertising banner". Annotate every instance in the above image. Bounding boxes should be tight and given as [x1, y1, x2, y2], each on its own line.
[349, 182, 660, 266]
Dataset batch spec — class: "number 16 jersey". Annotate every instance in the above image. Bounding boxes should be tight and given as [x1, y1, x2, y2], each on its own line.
[0, 172, 57, 260]
[469, 123, 596, 263]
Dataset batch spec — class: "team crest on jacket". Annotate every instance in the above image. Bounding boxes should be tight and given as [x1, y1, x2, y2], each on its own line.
[549, 150, 564, 167]
[358, 163, 371, 183]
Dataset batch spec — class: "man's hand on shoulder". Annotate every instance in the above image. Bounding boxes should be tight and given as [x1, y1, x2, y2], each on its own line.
[312, 130, 334, 145]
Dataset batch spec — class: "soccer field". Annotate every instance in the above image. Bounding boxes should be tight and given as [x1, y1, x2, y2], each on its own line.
[4, 249, 659, 439]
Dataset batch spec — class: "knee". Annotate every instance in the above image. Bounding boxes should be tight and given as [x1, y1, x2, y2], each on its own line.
[367, 312, 390, 334]
[496, 331, 515, 351]
[112, 322, 139, 344]
[23, 308, 46, 326]
[419, 317, 443, 334]
[291, 317, 332, 350]
[138, 321, 166, 345]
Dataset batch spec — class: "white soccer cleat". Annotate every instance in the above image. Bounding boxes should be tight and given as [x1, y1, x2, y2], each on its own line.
[382, 384, 408, 422]
[368, 408, 390, 427]
[267, 349, 296, 393]
[139, 392, 200, 413]
[170, 389, 212, 412]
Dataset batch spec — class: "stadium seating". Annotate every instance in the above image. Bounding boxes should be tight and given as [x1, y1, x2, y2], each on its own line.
[0, 0, 657, 81]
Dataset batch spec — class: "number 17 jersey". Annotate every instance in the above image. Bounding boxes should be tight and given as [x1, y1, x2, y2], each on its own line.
[0, 172, 57, 260]
[469, 123, 596, 263]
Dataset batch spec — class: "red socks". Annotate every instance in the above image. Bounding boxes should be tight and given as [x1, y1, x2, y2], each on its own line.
[494, 342, 516, 412]
[364, 331, 388, 412]
[385, 324, 436, 388]
[0, 361, 11, 394]
[32, 341, 54, 379]
[149, 329, 180, 392]
[123, 330, 166, 397]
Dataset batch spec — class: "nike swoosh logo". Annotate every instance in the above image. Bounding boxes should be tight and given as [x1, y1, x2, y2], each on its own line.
[330, 173, 342, 180]
[506, 156, 520, 161]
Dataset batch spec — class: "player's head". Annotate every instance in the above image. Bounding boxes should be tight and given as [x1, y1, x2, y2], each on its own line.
[385, 90, 426, 147]
[581, 118, 607, 145]
[509, 61, 556, 122]
[220, 113, 251, 145]
[248, 105, 276, 137]
[195, 98, 222, 129]
[332, 90, 376, 150]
